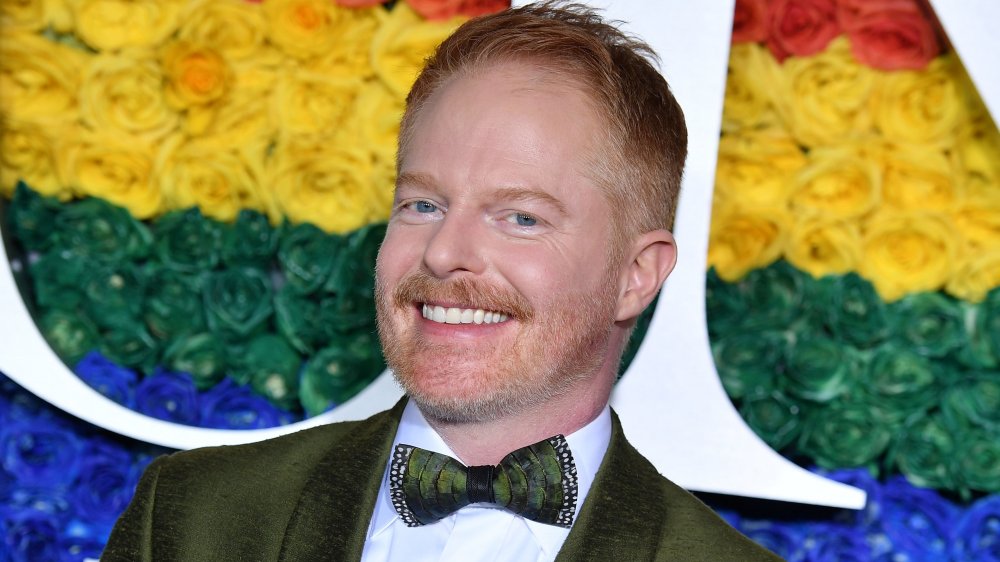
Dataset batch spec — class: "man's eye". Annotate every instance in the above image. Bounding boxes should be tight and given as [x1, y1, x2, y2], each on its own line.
[412, 200, 438, 213]
[513, 213, 537, 227]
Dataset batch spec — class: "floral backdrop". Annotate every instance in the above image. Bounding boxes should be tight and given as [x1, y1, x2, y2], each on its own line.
[1, 0, 999, 559]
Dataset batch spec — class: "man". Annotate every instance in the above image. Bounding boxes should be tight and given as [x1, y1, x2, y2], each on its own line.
[103, 3, 781, 561]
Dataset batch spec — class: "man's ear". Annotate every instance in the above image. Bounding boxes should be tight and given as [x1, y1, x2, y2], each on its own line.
[615, 229, 677, 322]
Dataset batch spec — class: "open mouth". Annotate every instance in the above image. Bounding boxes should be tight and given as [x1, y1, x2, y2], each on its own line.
[420, 303, 510, 325]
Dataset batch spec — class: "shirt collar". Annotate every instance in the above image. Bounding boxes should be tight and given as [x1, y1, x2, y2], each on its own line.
[367, 400, 613, 556]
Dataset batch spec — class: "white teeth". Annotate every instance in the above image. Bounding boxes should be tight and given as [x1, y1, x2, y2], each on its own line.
[420, 304, 509, 325]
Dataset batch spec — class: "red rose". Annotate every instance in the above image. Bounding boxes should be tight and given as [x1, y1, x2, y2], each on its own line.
[732, 0, 768, 43]
[837, 0, 941, 71]
[766, 0, 840, 62]
[405, 0, 509, 21]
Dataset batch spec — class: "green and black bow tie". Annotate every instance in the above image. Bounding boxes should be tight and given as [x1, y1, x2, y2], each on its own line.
[389, 435, 578, 528]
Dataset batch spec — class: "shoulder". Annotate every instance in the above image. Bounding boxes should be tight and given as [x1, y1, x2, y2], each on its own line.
[597, 412, 783, 561]
[148, 403, 402, 504]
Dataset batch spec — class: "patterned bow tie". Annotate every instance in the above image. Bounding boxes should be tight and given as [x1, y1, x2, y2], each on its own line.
[389, 435, 578, 528]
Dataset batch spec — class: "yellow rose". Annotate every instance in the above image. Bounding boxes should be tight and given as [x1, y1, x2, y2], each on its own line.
[788, 144, 882, 220]
[860, 211, 957, 301]
[266, 139, 381, 233]
[714, 127, 805, 209]
[878, 143, 961, 212]
[946, 249, 1000, 303]
[371, 2, 465, 97]
[954, 113, 1000, 205]
[348, 80, 404, 157]
[873, 55, 964, 147]
[155, 134, 266, 222]
[721, 42, 780, 133]
[369, 151, 395, 221]
[178, 0, 268, 61]
[707, 203, 789, 282]
[263, 0, 361, 60]
[74, 0, 185, 51]
[772, 37, 877, 147]
[0, 118, 70, 200]
[952, 201, 1000, 253]
[2, 0, 71, 31]
[785, 217, 861, 279]
[0, 30, 88, 124]
[273, 70, 364, 139]
[307, 5, 384, 79]
[162, 41, 231, 109]
[80, 50, 179, 142]
[186, 61, 278, 144]
[57, 128, 161, 219]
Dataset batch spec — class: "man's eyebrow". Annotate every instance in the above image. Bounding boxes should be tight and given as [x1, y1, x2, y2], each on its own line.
[395, 172, 437, 191]
[492, 186, 568, 216]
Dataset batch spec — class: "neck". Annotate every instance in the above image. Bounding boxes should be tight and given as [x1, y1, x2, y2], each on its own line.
[421, 369, 615, 466]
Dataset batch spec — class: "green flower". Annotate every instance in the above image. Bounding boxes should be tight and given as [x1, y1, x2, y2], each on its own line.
[956, 292, 999, 369]
[99, 323, 159, 371]
[154, 208, 222, 273]
[38, 309, 98, 365]
[705, 267, 749, 339]
[815, 273, 889, 349]
[326, 222, 386, 297]
[162, 332, 227, 389]
[221, 210, 281, 268]
[274, 285, 325, 355]
[9, 181, 61, 253]
[82, 263, 145, 330]
[29, 251, 87, 313]
[888, 412, 958, 491]
[203, 267, 274, 339]
[712, 330, 786, 399]
[782, 335, 856, 403]
[859, 343, 939, 421]
[952, 427, 1000, 494]
[143, 267, 206, 340]
[231, 334, 302, 411]
[299, 333, 384, 417]
[733, 260, 810, 332]
[739, 390, 803, 450]
[798, 401, 892, 470]
[54, 197, 152, 263]
[887, 292, 967, 359]
[941, 373, 1000, 432]
[277, 222, 341, 294]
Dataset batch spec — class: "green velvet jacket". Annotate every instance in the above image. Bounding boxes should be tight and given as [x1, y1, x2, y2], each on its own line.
[102, 400, 782, 561]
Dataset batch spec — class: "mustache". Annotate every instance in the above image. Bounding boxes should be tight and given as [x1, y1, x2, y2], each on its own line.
[391, 270, 534, 320]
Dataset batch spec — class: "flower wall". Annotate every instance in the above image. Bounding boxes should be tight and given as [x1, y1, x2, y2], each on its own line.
[1, 0, 999, 559]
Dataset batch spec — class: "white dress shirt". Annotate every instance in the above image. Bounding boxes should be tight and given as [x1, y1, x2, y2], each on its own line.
[360, 401, 612, 562]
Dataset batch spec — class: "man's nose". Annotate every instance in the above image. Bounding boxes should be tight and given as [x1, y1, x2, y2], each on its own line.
[422, 210, 486, 278]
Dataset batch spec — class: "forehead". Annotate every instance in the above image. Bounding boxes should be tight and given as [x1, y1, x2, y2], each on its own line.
[399, 64, 608, 202]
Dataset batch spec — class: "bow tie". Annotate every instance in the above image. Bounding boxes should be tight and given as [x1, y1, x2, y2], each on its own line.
[389, 435, 578, 528]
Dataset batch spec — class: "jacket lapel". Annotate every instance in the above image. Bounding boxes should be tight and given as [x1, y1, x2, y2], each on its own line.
[277, 399, 406, 562]
[555, 409, 666, 560]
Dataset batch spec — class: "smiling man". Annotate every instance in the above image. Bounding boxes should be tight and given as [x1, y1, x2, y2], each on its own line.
[103, 3, 781, 561]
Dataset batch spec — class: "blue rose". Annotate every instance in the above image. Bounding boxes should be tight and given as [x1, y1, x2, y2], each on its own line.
[878, 475, 957, 559]
[199, 378, 294, 429]
[73, 352, 138, 408]
[134, 369, 201, 425]
[71, 438, 142, 525]
[739, 519, 804, 561]
[951, 494, 1000, 561]
[802, 523, 869, 562]
[818, 467, 883, 527]
[59, 519, 111, 561]
[1, 508, 62, 562]
[0, 418, 82, 488]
